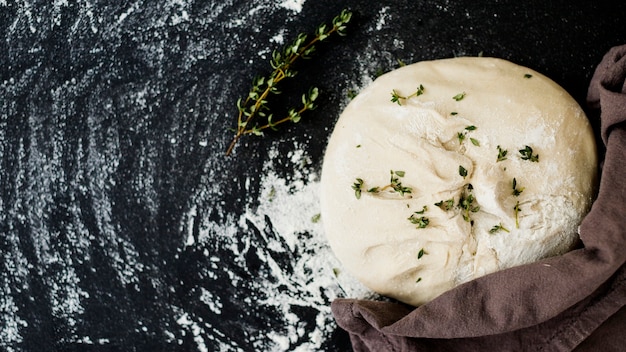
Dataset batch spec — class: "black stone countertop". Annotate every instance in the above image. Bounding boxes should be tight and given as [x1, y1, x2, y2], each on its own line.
[1, 1, 625, 351]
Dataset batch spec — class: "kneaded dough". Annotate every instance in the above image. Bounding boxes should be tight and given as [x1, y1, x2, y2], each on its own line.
[320, 57, 597, 306]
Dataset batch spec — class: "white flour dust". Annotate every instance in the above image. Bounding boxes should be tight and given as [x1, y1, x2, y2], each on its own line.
[375, 6, 391, 30]
[237, 141, 374, 351]
[175, 138, 376, 351]
[0, 1, 395, 351]
[279, 0, 306, 13]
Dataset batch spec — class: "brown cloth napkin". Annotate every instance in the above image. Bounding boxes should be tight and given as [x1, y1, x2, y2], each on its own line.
[331, 44, 626, 352]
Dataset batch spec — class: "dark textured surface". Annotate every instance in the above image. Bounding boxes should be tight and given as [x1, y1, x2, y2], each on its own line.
[1, 1, 625, 351]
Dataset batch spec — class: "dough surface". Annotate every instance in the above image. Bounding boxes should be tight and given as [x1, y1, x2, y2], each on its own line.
[320, 57, 597, 306]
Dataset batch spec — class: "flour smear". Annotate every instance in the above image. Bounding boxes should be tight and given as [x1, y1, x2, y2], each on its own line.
[0, 1, 399, 351]
[187, 139, 376, 351]
[177, 2, 399, 350]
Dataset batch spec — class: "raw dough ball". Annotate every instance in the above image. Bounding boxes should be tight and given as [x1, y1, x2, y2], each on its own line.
[320, 57, 597, 306]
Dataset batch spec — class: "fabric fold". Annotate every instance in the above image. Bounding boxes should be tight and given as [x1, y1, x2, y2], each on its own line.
[587, 44, 626, 143]
[332, 44, 626, 351]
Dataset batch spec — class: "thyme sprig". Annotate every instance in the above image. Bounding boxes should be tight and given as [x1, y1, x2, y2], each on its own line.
[352, 178, 364, 199]
[459, 184, 480, 222]
[391, 84, 425, 105]
[226, 9, 352, 155]
[408, 205, 430, 229]
[386, 170, 413, 196]
[351, 170, 413, 199]
[408, 213, 429, 228]
[366, 170, 412, 196]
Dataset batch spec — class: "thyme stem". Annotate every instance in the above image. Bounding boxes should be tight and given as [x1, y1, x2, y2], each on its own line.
[226, 9, 352, 156]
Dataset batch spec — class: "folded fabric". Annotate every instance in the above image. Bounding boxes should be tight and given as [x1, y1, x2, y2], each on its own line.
[331, 44, 626, 352]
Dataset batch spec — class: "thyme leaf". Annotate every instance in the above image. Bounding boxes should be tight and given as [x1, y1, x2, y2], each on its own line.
[367, 186, 380, 193]
[459, 165, 468, 178]
[519, 145, 539, 162]
[458, 125, 479, 146]
[389, 170, 412, 196]
[514, 200, 521, 228]
[353, 170, 412, 199]
[496, 145, 508, 162]
[489, 223, 510, 234]
[352, 178, 363, 199]
[414, 205, 428, 214]
[453, 92, 466, 101]
[512, 178, 525, 196]
[435, 199, 454, 211]
[408, 213, 429, 228]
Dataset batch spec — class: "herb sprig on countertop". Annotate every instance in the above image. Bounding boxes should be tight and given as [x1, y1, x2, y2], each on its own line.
[226, 9, 352, 155]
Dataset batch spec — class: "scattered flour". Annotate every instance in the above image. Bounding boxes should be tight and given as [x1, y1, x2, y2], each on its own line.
[279, 0, 306, 13]
[0, 1, 394, 351]
[375, 6, 391, 30]
[271, 29, 286, 45]
[237, 141, 375, 351]
[176, 313, 209, 352]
